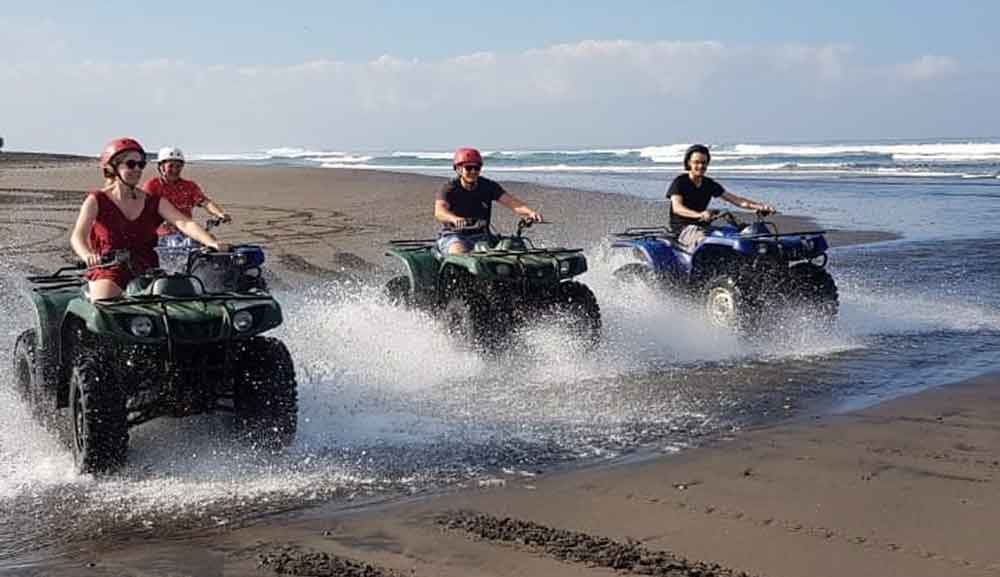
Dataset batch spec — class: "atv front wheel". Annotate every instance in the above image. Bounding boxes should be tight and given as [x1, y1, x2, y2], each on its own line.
[442, 290, 503, 350]
[704, 274, 759, 332]
[384, 275, 411, 306]
[613, 263, 656, 286]
[233, 337, 298, 450]
[553, 281, 602, 348]
[787, 263, 839, 324]
[70, 353, 129, 474]
[13, 329, 36, 402]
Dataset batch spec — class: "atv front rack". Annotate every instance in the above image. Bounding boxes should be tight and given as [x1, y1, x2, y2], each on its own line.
[737, 230, 827, 240]
[614, 226, 675, 239]
[387, 239, 437, 251]
[475, 247, 583, 256]
[93, 293, 276, 308]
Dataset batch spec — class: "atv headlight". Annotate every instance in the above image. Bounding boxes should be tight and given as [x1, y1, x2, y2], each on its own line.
[494, 263, 514, 277]
[129, 316, 154, 337]
[232, 310, 254, 332]
[559, 261, 572, 276]
[757, 243, 769, 255]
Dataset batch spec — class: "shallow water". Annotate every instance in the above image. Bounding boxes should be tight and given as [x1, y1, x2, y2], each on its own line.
[1, 178, 998, 563]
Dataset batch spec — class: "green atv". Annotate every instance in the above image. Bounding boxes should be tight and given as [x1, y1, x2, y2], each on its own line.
[12, 249, 297, 475]
[385, 218, 601, 349]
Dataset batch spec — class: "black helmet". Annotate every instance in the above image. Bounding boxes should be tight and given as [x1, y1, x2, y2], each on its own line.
[683, 144, 711, 170]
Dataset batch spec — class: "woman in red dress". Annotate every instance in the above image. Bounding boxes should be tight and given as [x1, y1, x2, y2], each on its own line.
[70, 137, 225, 300]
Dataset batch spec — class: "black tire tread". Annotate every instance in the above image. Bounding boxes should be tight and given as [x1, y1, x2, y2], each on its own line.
[233, 337, 298, 450]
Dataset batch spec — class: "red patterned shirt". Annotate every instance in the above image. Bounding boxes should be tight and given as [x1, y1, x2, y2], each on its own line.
[144, 176, 208, 236]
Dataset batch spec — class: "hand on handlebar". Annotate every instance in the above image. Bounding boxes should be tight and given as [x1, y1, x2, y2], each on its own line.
[448, 217, 487, 231]
[756, 205, 777, 216]
[82, 252, 101, 268]
[525, 210, 544, 224]
[699, 209, 719, 222]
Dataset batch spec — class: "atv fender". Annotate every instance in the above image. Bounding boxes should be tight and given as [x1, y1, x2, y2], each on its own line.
[617, 238, 684, 275]
[386, 248, 440, 306]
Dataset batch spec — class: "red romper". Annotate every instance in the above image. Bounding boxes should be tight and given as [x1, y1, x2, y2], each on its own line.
[84, 191, 164, 289]
[143, 177, 207, 236]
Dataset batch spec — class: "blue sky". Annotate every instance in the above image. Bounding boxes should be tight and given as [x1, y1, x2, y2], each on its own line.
[2, 1, 997, 153]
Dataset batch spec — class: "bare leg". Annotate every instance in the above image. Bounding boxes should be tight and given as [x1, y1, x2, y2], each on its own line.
[88, 279, 123, 300]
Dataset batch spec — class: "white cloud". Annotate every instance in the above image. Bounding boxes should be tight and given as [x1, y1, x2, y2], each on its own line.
[894, 54, 959, 81]
[0, 39, 991, 153]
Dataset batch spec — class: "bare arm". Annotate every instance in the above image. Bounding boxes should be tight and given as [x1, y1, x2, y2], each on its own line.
[71, 196, 101, 266]
[202, 198, 228, 220]
[671, 194, 714, 222]
[158, 198, 222, 250]
[497, 193, 543, 222]
[721, 191, 775, 212]
[434, 199, 465, 227]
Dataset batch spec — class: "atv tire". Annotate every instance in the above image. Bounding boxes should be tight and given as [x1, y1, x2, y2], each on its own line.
[442, 289, 502, 350]
[554, 281, 602, 348]
[70, 352, 129, 474]
[787, 263, 839, 324]
[233, 337, 298, 450]
[613, 263, 657, 286]
[13, 329, 36, 403]
[704, 273, 759, 333]
[384, 275, 411, 307]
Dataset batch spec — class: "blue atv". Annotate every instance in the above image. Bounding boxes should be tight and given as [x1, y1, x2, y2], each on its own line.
[156, 218, 268, 293]
[612, 210, 838, 332]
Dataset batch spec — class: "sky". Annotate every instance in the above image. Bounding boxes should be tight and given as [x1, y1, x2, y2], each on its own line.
[1, 0, 998, 154]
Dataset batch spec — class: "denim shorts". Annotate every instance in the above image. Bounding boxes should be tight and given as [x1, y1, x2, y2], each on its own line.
[436, 232, 490, 254]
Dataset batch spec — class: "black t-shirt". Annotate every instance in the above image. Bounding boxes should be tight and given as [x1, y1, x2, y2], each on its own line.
[666, 174, 725, 228]
[437, 177, 506, 230]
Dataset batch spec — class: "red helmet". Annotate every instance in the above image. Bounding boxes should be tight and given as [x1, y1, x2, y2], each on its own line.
[452, 147, 483, 168]
[100, 137, 145, 167]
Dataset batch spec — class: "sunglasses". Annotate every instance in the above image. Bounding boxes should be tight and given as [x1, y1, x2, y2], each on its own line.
[461, 164, 482, 172]
[122, 159, 147, 170]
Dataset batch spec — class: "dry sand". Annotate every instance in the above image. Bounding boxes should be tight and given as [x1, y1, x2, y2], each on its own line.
[0, 153, 894, 282]
[6, 155, 993, 577]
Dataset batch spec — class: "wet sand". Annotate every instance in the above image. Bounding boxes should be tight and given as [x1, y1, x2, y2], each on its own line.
[9, 155, 991, 577]
[16, 372, 1000, 577]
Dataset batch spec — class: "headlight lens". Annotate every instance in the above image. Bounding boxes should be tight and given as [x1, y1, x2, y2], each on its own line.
[757, 243, 769, 255]
[494, 263, 513, 276]
[129, 316, 154, 337]
[559, 261, 572, 275]
[232, 310, 254, 332]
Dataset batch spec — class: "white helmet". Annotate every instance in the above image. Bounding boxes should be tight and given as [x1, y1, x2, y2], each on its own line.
[157, 146, 185, 164]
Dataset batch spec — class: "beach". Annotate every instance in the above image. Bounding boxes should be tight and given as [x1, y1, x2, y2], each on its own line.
[1, 154, 997, 577]
[58, 371, 997, 577]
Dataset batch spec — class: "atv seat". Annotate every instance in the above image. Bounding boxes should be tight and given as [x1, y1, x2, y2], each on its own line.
[150, 276, 203, 297]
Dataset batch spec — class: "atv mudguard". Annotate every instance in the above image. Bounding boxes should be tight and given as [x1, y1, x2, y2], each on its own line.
[386, 246, 441, 306]
[613, 237, 687, 276]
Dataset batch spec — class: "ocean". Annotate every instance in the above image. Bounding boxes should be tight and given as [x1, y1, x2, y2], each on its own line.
[1, 139, 998, 565]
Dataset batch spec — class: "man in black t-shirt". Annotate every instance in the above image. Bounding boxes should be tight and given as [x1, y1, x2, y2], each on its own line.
[434, 147, 543, 255]
[667, 144, 775, 250]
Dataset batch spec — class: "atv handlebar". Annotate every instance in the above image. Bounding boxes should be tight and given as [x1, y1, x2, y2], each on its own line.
[516, 217, 550, 238]
[83, 249, 131, 270]
[205, 215, 232, 231]
[445, 218, 489, 233]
